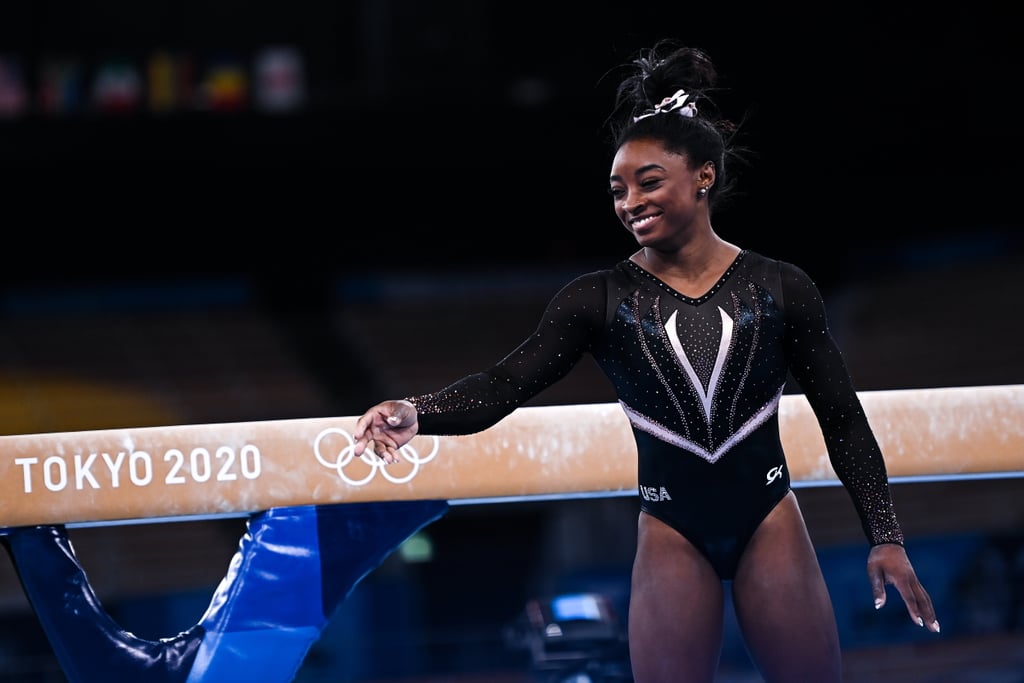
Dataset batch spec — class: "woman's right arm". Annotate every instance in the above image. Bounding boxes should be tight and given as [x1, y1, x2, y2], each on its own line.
[356, 271, 608, 453]
[352, 399, 419, 463]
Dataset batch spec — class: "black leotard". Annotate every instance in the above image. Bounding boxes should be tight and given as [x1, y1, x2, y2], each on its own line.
[409, 250, 904, 579]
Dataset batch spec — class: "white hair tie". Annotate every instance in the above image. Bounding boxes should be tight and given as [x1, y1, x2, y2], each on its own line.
[633, 88, 698, 122]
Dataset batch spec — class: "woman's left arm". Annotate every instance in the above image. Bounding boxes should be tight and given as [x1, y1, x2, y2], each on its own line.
[780, 261, 939, 632]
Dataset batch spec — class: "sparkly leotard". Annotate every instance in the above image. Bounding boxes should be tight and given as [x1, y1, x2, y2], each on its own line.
[409, 250, 904, 579]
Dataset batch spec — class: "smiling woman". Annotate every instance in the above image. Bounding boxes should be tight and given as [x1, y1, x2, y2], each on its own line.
[0, 7, 1017, 681]
[345, 38, 952, 683]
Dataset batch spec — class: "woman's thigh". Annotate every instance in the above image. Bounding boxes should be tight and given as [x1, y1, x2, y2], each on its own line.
[628, 512, 725, 683]
[731, 491, 842, 683]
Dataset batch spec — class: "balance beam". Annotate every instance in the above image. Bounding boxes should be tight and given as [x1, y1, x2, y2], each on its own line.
[1, 384, 1020, 527]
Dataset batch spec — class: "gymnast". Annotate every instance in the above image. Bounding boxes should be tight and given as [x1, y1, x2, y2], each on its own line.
[353, 39, 940, 683]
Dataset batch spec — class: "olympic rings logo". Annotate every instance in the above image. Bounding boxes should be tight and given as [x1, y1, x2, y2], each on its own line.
[312, 428, 440, 486]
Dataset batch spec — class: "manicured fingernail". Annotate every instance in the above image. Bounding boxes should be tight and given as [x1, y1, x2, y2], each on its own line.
[931, 621, 940, 633]
[916, 617, 924, 627]
[874, 599, 883, 609]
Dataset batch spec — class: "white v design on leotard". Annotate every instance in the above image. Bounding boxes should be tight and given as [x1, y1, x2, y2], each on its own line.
[665, 306, 732, 424]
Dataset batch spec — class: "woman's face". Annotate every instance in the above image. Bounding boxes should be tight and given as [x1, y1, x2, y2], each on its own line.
[609, 138, 707, 248]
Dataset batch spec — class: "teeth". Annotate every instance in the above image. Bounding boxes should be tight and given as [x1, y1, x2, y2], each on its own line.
[631, 215, 657, 228]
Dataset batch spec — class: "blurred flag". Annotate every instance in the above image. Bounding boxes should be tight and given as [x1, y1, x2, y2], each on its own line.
[92, 55, 143, 114]
[37, 55, 85, 117]
[147, 50, 197, 114]
[0, 55, 29, 118]
[148, 50, 177, 114]
[253, 45, 306, 114]
[197, 52, 247, 113]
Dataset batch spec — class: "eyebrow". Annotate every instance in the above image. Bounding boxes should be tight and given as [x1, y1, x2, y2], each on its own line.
[609, 163, 667, 182]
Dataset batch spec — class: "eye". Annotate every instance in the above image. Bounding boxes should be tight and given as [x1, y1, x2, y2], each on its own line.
[609, 186, 625, 200]
[640, 177, 663, 190]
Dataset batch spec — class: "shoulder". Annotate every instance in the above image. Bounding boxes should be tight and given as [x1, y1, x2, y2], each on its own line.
[740, 250, 817, 288]
[735, 251, 827, 321]
[543, 263, 635, 323]
[557, 262, 633, 295]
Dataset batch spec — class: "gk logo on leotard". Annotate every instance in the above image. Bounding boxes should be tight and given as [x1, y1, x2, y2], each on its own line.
[640, 485, 672, 501]
[313, 428, 439, 486]
[765, 465, 784, 485]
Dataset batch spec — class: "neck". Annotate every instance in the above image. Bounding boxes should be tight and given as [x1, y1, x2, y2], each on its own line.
[636, 233, 740, 276]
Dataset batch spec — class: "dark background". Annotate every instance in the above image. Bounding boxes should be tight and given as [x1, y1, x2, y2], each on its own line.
[0, 2, 1018, 286]
[1, 3, 1022, 682]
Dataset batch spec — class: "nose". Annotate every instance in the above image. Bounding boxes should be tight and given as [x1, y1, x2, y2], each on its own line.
[622, 195, 644, 214]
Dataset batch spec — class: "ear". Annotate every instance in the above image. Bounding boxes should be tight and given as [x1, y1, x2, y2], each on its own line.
[698, 160, 716, 189]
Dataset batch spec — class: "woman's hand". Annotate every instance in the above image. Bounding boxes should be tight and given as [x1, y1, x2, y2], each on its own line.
[867, 543, 940, 633]
[352, 399, 419, 464]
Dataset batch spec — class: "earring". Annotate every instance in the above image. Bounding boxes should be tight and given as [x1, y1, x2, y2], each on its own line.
[697, 187, 708, 198]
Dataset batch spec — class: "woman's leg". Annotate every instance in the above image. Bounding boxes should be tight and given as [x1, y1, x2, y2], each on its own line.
[628, 512, 725, 683]
[731, 491, 842, 683]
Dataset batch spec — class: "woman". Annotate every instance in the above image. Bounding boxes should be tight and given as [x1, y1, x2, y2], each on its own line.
[353, 39, 939, 683]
